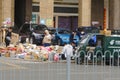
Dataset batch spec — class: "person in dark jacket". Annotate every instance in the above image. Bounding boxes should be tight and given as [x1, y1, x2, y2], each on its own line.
[69, 30, 80, 46]
[5, 27, 12, 47]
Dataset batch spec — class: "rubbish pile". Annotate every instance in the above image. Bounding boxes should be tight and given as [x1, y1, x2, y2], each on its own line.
[0, 43, 63, 62]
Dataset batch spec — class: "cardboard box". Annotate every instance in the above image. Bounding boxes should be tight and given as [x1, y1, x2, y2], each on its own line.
[24, 55, 32, 60]
[5, 52, 10, 57]
[33, 54, 39, 60]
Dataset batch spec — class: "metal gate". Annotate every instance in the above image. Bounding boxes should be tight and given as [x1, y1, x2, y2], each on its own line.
[0, 49, 120, 80]
[74, 50, 120, 80]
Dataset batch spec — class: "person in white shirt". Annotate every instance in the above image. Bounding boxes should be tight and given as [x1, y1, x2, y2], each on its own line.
[42, 30, 52, 47]
[61, 43, 73, 59]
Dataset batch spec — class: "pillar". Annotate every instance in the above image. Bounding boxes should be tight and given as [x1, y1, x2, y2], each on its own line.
[78, 0, 91, 27]
[40, 0, 54, 27]
[113, 0, 120, 29]
[0, 0, 2, 26]
[55, 16, 58, 28]
[104, 0, 109, 29]
[25, 0, 32, 22]
[2, 0, 14, 27]
[109, 0, 114, 29]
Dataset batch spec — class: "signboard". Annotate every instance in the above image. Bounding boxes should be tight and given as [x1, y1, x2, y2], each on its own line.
[92, 21, 99, 26]
[104, 36, 120, 52]
[46, 19, 52, 26]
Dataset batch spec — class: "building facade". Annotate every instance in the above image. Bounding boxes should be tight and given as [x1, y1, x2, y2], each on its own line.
[0, 0, 119, 30]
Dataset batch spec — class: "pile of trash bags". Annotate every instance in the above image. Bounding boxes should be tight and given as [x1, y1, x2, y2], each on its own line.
[0, 43, 63, 62]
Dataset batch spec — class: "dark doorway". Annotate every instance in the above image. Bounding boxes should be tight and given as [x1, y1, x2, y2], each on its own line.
[91, 0, 104, 27]
[15, 0, 25, 28]
[14, 0, 32, 29]
[58, 16, 78, 31]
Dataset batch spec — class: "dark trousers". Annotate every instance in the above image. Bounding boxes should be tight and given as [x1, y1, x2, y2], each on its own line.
[61, 54, 66, 60]
[5, 39, 10, 47]
[43, 43, 51, 47]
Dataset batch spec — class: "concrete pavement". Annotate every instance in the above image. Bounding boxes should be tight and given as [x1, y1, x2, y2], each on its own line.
[0, 57, 120, 80]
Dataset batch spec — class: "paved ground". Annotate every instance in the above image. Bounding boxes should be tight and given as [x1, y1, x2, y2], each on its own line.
[0, 57, 120, 80]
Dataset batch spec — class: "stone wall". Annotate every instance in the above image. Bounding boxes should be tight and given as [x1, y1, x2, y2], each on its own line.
[0, 0, 2, 26]
[78, 0, 91, 27]
[40, 0, 54, 27]
[0, 0, 14, 27]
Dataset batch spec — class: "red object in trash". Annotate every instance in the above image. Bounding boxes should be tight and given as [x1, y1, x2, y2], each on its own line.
[54, 54, 59, 62]
[0, 49, 7, 53]
[8, 47, 17, 51]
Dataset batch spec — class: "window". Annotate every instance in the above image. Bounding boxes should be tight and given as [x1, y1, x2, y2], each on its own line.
[80, 34, 90, 44]
[32, 6, 39, 12]
[88, 35, 97, 47]
[54, 7, 78, 13]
